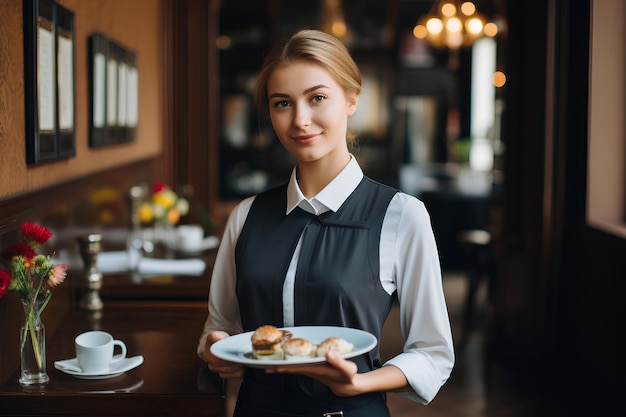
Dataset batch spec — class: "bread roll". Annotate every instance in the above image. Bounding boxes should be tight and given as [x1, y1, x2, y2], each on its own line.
[283, 338, 317, 360]
[315, 337, 354, 357]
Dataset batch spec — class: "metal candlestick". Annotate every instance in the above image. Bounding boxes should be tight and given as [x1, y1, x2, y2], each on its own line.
[76, 233, 104, 311]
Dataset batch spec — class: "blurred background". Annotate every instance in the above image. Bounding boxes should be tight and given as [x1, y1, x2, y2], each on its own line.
[0, 1, 624, 415]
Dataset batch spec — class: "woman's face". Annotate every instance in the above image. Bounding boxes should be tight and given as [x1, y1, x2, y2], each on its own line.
[266, 62, 358, 165]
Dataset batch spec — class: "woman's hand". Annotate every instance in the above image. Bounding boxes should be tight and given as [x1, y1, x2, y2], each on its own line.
[203, 331, 245, 379]
[266, 351, 361, 397]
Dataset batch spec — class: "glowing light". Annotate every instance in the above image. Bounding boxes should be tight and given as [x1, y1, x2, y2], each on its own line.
[332, 22, 347, 37]
[466, 17, 484, 35]
[493, 71, 506, 87]
[426, 18, 444, 35]
[447, 32, 463, 48]
[441, 3, 456, 17]
[413, 25, 428, 39]
[446, 17, 463, 33]
[484, 22, 499, 37]
[413, 0, 498, 50]
[460, 2, 476, 15]
[216, 35, 231, 49]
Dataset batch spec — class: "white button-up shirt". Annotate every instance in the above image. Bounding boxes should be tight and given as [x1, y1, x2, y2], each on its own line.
[199, 156, 454, 404]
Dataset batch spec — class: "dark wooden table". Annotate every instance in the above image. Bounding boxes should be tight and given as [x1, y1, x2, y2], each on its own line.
[0, 301, 224, 417]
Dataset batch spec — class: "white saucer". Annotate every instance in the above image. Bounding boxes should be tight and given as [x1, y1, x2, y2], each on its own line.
[54, 355, 144, 379]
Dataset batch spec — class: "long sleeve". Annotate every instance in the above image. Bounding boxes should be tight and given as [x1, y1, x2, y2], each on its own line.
[197, 197, 255, 356]
[381, 193, 455, 404]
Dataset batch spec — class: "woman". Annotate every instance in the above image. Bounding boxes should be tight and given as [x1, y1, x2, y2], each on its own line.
[199, 29, 454, 417]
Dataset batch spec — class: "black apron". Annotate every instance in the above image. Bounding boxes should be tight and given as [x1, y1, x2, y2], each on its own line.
[234, 177, 397, 417]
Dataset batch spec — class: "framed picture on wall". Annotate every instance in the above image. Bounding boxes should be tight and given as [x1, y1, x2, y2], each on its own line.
[23, 0, 75, 165]
[55, 3, 76, 159]
[89, 33, 138, 148]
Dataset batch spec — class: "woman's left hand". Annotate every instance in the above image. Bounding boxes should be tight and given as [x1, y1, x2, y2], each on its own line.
[266, 351, 361, 397]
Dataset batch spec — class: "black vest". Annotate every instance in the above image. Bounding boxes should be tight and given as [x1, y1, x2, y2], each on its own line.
[233, 177, 397, 416]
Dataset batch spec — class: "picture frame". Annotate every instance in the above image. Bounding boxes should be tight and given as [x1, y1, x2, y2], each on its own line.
[55, 3, 76, 159]
[89, 33, 138, 147]
[23, 0, 76, 165]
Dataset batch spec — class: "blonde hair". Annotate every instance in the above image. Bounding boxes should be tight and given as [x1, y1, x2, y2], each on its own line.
[253, 29, 361, 117]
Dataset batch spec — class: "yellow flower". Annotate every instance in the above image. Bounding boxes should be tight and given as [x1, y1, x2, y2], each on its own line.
[152, 189, 177, 209]
[139, 183, 189, 225]
[138, 202, 154, 223]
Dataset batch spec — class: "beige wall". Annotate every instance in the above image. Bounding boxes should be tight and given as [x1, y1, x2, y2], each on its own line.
[0, 0, 164, 200]
[587, 0, 626, 237]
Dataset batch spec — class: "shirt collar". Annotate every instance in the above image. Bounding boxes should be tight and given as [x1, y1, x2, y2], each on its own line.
[286, 155, 363, 215]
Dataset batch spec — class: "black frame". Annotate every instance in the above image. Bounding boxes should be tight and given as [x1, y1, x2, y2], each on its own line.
[23, 0, 76, 165]
[88, 33, 138, 148]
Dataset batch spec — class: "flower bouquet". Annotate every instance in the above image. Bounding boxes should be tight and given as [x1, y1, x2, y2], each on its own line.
[0, 222, 67, 385]
[138, 181, 189, 226]
[135, 182, 190, 247]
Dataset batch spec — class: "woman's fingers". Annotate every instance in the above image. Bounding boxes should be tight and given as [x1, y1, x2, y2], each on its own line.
[203, 331, 246, 379]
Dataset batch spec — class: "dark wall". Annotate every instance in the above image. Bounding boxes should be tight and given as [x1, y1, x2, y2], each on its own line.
[495, 0, 624, 406]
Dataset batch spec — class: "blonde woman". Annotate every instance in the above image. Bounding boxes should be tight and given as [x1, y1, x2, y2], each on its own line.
[199, 29, 454, 417]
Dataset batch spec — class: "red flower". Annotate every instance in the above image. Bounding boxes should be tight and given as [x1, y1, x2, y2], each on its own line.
[153, 181, 166, 193]
[21, 222, 52, 249]
[0, 269, 10, 297]
[1, 243, 37, 262]
[48, 264, 67, 288]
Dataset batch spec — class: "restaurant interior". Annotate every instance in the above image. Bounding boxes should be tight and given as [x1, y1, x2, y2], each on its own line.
[0, 0, 624, 416]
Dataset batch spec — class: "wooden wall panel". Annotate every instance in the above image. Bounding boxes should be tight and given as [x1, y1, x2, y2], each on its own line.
[0, 0, 166, 200]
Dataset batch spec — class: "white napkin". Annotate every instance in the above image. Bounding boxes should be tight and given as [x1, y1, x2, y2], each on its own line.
[136, 258, 206, 276]
[96, 251, 207, 276]
[97, 251, 131, 273]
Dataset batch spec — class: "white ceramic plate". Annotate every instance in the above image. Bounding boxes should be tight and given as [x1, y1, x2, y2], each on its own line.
[54, 355, 144, 379]
[210, 326, 377, 368]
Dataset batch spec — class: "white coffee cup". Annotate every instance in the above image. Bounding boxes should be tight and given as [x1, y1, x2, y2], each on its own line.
[176, 224, 204, 251]
[75, 331, 127, 373]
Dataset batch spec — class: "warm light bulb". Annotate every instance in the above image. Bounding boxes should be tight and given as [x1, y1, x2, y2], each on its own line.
[446, 32, 463, 48]
[441, 3, 456, 17]
[413, 24, 428, 39]
[446, 17, 463, 33]
[466, 17, 484, 35]
[484, 22, 499, 37]
[216, 35, 231, 49]
[493, 71, 506, 87]
[332, 21, 347, 37]
[426, 18, 444, 35]
[460, 2, 476, 16]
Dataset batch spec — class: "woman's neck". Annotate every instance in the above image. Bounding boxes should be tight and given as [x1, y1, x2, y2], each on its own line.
[296, 152, 351, 199]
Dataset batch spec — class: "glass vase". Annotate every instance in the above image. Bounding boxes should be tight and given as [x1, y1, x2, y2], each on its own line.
[19, 298, 49, 385]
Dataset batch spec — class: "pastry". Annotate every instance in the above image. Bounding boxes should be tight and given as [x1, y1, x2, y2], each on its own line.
[315, 337, 354, 357]
[283, 338, 317, 360]
[251, 325, 284, 360]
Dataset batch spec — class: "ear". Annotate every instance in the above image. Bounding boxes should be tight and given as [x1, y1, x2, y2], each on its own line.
[346, 92, 359, 116]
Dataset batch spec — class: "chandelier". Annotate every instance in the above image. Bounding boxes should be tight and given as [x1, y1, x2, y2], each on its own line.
[413, 0, 498, 50]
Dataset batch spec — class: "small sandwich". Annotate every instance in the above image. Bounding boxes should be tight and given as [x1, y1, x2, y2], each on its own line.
[282, 338, 317, 360]
[315, 337, 354, 357]
[251, 325, 285, 360]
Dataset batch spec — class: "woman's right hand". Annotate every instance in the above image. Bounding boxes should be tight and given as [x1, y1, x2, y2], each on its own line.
[203, 331, 246, 379]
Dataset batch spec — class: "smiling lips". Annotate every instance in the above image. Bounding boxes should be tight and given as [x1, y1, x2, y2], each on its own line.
[291, 133, 320, 145]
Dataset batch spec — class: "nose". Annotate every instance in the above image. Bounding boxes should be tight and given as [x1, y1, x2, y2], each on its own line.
[292, 104, 311, 129]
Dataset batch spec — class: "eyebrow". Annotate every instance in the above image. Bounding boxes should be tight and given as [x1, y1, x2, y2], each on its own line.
[268, 84, 330, 99]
